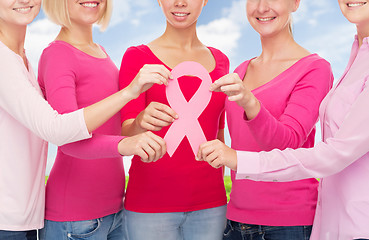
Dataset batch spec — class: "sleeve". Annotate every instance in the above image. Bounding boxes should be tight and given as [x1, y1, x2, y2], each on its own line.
[39, 45, 122, 158]
[245, 59, 334, 151]
[119, 46, 147, 123]
[0, 54, 91, 146]
[236, 76, 369, 182]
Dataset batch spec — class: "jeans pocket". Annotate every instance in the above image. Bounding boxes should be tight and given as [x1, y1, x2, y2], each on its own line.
[68, 218, 101, 239]
[223, 220, 234, 239]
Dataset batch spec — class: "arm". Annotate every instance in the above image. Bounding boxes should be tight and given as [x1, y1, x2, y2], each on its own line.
[211, 60, 333, 150]
[234, 79, 369, 181]
[0, 57, 90, 146]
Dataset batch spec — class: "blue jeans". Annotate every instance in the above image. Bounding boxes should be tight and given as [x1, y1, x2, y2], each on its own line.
[223, 220, 312, 240]
[0, 230, 37, 240]
[125, 205, 227, 240]
[39, 210, 126, 240]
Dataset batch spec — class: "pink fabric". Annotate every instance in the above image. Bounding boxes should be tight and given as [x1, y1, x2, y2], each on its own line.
[236, 36, 369, 239]
[119, 45, 228, 213]
[38, 41, 124, 221]
[0, 40, 90, 230]
[226, 54, 333, 226]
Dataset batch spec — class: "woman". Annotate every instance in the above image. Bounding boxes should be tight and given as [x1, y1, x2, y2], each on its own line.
[37, 0, 169, 239]
[197, 0, 333, 239]
[0, 0, 167, 239]
[198, 0, 369, 239]
[119, 0, 229, 239]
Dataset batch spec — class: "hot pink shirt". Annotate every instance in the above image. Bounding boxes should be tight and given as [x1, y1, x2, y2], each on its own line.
[226, 54, 333, 226]
[38, 41, 124, 221]
[119, 45, 228, 213]
[236, 36, 369, 239]
[0, 40, 90, 230]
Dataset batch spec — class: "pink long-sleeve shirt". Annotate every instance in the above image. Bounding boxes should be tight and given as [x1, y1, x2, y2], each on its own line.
[236, 36, 369, 239]
[0, 41, 90, 230]
[38, 41, 124, 221]
[226, 54, 333, 226]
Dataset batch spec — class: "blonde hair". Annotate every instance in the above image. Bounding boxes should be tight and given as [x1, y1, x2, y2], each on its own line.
[42, 0, 112, 31]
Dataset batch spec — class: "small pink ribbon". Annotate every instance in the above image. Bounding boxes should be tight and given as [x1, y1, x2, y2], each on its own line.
[164, 61, 212, 157]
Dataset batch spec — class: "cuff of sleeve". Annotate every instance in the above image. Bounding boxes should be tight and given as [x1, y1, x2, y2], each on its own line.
[235, 151, 261, 180]
[78, 108, 92, 139]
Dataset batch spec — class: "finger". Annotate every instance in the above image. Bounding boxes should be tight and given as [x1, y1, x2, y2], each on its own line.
[141, 142, 156, 163]
[210, 158, 223, 169]
[220, 84, 242, 94]
[154, 103, 178, 120]
[151, 65, 172, 83]
[228, 94, 244, 102]
[149, 133, 167, 158]
[196, 141, 213, 160]
[211, 74, 240, 91]
[204, 151, 218, 166]
[136, 148, 149, 162]
[146, 137, 162, 162]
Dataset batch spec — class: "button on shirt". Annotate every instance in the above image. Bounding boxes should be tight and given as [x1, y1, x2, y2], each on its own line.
[236, 36, 369, 239]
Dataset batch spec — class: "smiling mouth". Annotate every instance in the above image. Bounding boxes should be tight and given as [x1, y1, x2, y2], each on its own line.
[13, 6, 33, 13]
[257, 17, 276, 22]
[347, 2, 367, 7]
[80, 2, 99, 8]
[172, 12, 190, 17]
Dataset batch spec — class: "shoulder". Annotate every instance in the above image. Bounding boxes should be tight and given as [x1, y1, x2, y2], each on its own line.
[208, 47, 230, 71]
[208, 47, 229, 62]
[301, 54, 332, 72]
[123, 45, 152, 59]
[40, 41, 77, 64]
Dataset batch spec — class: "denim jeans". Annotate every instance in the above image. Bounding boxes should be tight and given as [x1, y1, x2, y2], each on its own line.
[125, 205, 227, 240]
[0, 230, 37, 240]
[223, 220, 312, 240]
[39, 210, 126, 240]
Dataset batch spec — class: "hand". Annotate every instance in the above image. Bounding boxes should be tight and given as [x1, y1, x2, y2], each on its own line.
[210, 73, 260, 119]
[135, 102, 178, 132]
[126, 64, 172, 99]
[118, 131, 166, 163]
[196, 139, 237, 171]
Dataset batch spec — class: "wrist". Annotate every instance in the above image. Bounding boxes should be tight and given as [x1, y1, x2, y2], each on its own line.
[243, 97, 260, 120]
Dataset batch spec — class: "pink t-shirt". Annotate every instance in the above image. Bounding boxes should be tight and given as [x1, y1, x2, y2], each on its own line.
[226, 54, 333, 226]
[119, 45, 228, 213]
[38, 41, 124, 221]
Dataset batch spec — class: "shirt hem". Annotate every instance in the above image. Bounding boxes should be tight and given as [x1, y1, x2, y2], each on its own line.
[125, 200, 227, 213]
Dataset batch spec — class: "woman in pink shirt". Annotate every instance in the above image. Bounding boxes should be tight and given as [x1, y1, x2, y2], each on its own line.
[37, 0, 170, 239]
[119, 0, 228, 239]
[197, 0, 333, 239]
[0, 0, 167, 240]
[198, 0, 369, 239]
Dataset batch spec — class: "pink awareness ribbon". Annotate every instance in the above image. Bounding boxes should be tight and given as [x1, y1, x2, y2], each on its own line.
[164, 61, 212, 157]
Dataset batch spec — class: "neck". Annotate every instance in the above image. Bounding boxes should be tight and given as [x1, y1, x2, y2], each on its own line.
[0, 21, 27, 56]
[259, 29, 297, 61]
[356, 24, 369, 47]
[57, 23, 94, 46]
[159, 21, 202, 49]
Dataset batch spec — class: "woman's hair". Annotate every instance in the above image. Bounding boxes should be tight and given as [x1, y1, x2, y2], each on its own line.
[42, 0, 112, 31]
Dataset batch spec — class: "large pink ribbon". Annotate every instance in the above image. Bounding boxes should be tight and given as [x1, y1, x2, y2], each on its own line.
[164, 61, 212, 157]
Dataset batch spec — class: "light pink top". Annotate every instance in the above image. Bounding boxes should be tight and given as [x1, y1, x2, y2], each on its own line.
[226, 54, 333, 226]
[38, 41, 124, 221]
[0, 41, 90, 230]
[236, 36, 369, 239]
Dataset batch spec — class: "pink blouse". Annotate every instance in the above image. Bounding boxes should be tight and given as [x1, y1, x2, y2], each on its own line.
[236, 36, 369, 239]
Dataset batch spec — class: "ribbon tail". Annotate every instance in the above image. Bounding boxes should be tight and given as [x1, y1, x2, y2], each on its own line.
[164, 122, 186, 157]
[185, 120, 208, 157]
